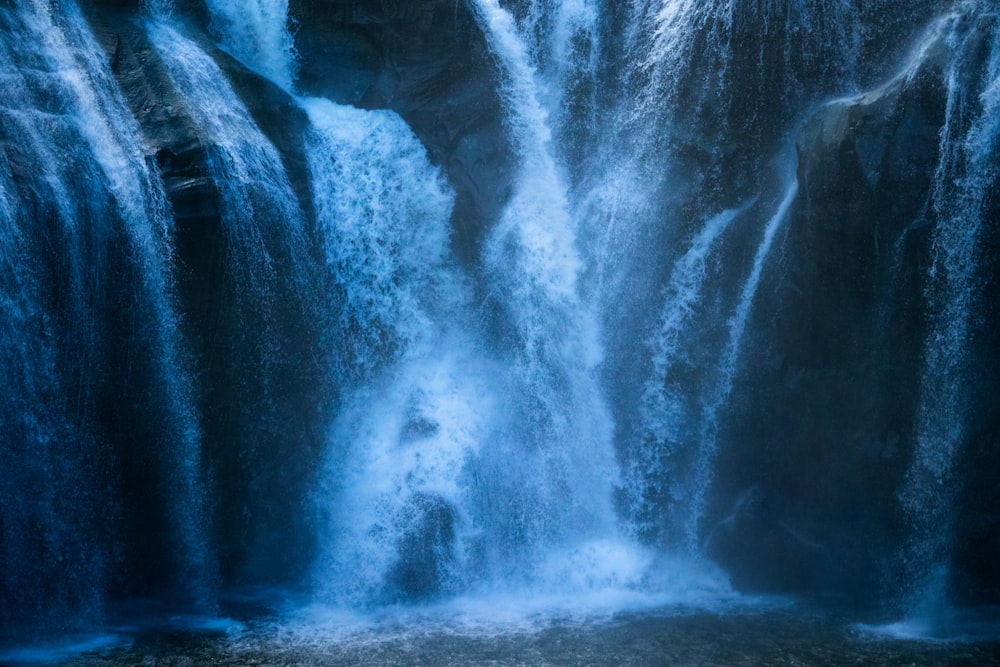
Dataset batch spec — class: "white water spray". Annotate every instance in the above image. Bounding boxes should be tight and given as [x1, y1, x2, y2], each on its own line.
[203, 0, 297, 90]
[470, 0, 623, 568]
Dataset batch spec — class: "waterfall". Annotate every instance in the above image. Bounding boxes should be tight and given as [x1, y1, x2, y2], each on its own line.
[144, 13, 328, 585]
[2, 0, 1000, 651]
[638, 0, 859, 118]
[900, 5, 999, 617]
[469, 0, 624, 581]
[624, 165, 796, 555]
[60, 1, 213, 607]
[203, 0, 297, 90]
[0, 0, 212, 632]
[191, 0, 633, 602]
[306, 0, 635, 603]
[537, 0, 819, 561]
[628, 203, 748, 546]
[689, 177, 798, 546]
[300, 99, 458, 376]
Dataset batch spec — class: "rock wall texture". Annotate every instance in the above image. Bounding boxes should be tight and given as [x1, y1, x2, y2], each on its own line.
[706, 11, 1000, 603]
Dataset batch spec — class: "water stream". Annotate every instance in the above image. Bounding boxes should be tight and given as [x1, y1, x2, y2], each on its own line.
[1, 0, 998, 660]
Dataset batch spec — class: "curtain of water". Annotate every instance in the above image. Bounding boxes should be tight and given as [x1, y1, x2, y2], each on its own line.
[900, 3, 999, 616]
[0, 0, 213, 631]
[203, 0, 297, 90]
[468, 0, 626, 585]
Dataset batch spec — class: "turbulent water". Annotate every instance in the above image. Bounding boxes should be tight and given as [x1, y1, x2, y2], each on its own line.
[1, 0, 998, 662]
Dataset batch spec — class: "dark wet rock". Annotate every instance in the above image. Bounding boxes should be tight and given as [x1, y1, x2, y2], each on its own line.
[706, 23, 953, 598]
[388, 493, 457, 601]
[706, 488, 838, 594]
[706, 7, 1000, 605]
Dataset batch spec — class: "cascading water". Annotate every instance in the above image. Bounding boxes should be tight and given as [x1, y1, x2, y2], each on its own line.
[202, 0, 297, 91]
[302, 97, 483, 603]
[468, 0, 625, 584]
[897, 4, 999, 626]
[538, 0, 834, 560]
[0, 0, 212, 636]
[142, 11, 331, 586]
[145, 19, 309, 295]
[58, 1, 213, 609]
[630, 203, 749, 548]
[510, 0, 602, 170]
[2, 0, 1000, 658]
[199, 0, 638, 603]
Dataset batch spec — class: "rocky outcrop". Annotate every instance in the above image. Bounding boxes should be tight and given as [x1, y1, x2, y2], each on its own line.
[705, 15, 993, 601]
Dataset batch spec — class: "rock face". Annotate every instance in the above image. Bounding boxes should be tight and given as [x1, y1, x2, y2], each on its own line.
[705, 12, 1000, 604]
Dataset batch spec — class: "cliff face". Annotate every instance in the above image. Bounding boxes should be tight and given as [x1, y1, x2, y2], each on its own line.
[706, 12, 1000, 602]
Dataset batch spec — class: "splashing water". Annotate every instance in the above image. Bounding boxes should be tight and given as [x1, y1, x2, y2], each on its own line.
[302, 97, 485, 604]
[469, 0, 624, 576]
[300, 98, 459, 378]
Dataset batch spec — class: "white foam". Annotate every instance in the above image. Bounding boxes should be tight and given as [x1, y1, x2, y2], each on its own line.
[470, 0, 621, 576]
[301, 96, 458, 372]
[314, 346, 501, 604]
[288, 564, 741, 646]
